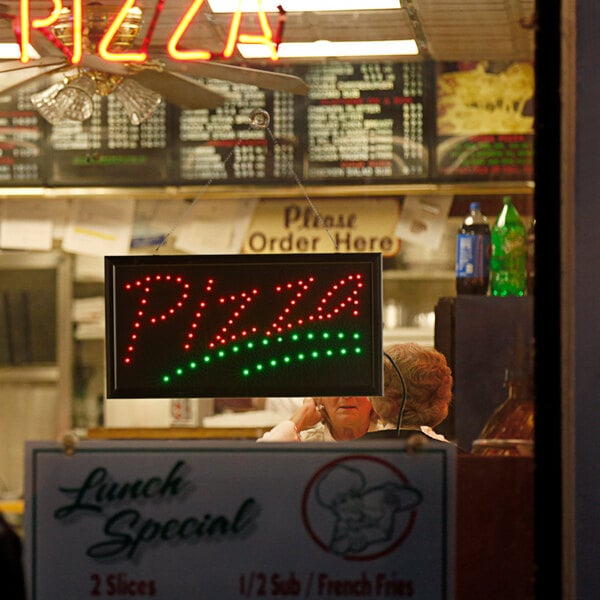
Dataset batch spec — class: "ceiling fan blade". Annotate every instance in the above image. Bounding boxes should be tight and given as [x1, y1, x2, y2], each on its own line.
[77, 56, 227, 108]
[0, 60, 68, 95]
[0, 56, 66, 74]
[155, 57, 310, 96]
[129, 70, 228, 110]
[78, 55, 131, 76]
[30, 28, 70, 59]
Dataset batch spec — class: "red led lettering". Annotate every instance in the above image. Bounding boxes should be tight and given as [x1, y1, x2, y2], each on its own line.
[119, 272, 366, 369]
[122, 273, 192, 365]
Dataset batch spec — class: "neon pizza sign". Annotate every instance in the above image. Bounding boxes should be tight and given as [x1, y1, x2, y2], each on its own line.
[15, 0, 285, 64]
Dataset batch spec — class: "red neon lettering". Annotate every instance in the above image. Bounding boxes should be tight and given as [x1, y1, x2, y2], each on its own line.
[167, 0, 212, 61]
[31, 0, 63, 28]
[19, 0, 82, 63]
[18, 0, 32, 63]
[98, 0, 147, 62]
[223, 0, 278, 60]
[70, 0, 83, 63]
[18, 1, 281, 65]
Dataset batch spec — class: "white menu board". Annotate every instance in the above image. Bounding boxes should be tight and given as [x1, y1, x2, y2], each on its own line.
[25, 440, 455, 599]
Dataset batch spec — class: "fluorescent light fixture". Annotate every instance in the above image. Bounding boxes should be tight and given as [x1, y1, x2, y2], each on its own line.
[208, 0, 401, 12]
[238, 39, 418, 59]
[31, 75, 160, 125]
[0, 43, 40, 60]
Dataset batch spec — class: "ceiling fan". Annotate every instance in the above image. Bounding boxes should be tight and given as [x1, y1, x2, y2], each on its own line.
[0, 1, 309, 124]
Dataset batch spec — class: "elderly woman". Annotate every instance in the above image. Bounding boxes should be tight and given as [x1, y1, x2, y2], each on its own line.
[360, 342, 454, 442]
[257, 396, 382, 442]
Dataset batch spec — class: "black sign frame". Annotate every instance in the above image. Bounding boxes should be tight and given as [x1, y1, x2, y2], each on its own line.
[105, 252, 383, 399]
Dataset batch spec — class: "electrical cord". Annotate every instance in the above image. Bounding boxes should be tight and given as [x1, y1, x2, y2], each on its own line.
[383, 351, 407, 438]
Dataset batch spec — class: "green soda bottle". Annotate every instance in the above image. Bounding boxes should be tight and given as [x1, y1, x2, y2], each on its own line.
[490, 196, 527, 296]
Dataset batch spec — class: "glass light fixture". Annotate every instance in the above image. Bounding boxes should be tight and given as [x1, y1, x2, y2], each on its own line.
[30, 83, 68, 125]
[113, 78, 162, 125]
[53, 74, 96, 121]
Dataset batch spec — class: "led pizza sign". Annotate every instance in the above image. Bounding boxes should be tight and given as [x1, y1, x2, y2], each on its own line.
[17, 0, 282, 64]
[105, 253, 384, 399]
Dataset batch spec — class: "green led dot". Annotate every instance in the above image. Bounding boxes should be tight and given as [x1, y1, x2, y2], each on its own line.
[232, 345, 240, 353]
[338, 332, 345, 339]
[242, 369, 250, 376]
[292, 334, 299, 341]
[322, 332, 330, 339]
[277, 337, 284, 343]
[326, 349, 333, 356]
[284, 356, 291, 363]
[354, 347, 362, 354]
[218, 350, 225, 358]
[247, 342, 254, 349]
[256, 364, 263, 371]
[162, 375, 170, 383]
[189, 362, 197, 369]
[203, 355, 211, 363]
[311, 351, 319, 358]
[176, 368, 183, 375]
[298, 353, 305, 361]
[307, 332, 314, 340]
[340, 348, 348, 355]
[270, 359, 277, 367]
[262, 339, 269, 345]
[353, 332, 360, 339]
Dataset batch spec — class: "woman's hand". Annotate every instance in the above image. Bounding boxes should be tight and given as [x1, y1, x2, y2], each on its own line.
[289, 398, 322, 432]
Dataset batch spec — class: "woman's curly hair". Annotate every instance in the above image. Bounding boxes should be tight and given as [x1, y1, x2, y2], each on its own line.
[370, 343, 453, 429]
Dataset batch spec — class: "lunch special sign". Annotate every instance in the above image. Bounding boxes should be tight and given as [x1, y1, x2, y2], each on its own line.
[25, 440, 455, 599]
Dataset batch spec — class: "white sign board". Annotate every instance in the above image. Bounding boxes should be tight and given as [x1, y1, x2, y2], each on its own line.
[25, 440, 455, 599]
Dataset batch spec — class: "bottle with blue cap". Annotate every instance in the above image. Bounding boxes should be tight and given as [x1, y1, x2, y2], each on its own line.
[455, 201, 491, 295]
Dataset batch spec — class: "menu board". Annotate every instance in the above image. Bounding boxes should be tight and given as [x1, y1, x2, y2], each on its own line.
[174, 81, 301, 183]
[173, 62, 432, 185]
[435, 61, 535, 180]
[296, 62, 432, 181]
[0, 61, 535, 187]
[47, 95, 171, 185]
[0, 90, 46, 185]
